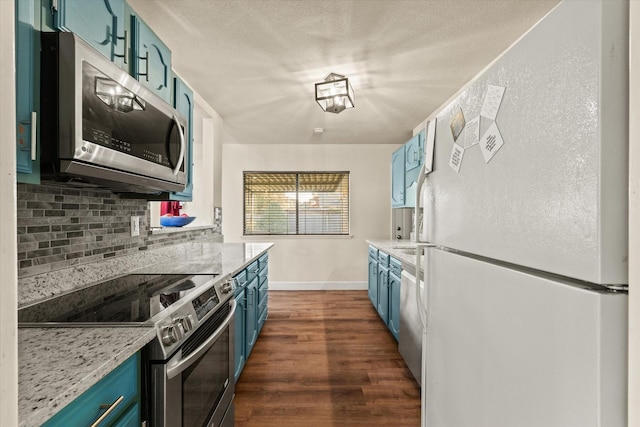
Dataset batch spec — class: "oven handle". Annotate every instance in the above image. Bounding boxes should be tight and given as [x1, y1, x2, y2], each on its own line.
[166, 299, 236, 380]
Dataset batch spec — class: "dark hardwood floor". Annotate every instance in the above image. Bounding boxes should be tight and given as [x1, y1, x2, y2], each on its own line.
[234, 290, 421, 426]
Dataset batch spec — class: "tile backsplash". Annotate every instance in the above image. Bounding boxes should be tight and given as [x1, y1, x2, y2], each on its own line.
[17, 183, 218, 277]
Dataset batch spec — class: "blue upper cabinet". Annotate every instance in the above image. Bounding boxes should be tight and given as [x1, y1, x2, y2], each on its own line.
[391, 130, 425, 208]
[405, 130, 424, 181]
[16, 0, 39, 183]
[391, 146, 405, 208]
[169, 75, 194, 201]
[53, 0, 128, 69]
[131, 15, 172, 103]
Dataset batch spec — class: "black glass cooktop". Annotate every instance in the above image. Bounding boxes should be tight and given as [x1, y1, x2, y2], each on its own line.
[18, 274, 217, 325]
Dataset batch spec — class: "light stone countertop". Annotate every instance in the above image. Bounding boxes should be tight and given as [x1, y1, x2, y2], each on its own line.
[18, 327, 157, 427]
[365, 239, 422, 274]
[18, 240, 274, 427]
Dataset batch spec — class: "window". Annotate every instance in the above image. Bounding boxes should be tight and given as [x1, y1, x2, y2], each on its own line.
[243, 172, 350, 236]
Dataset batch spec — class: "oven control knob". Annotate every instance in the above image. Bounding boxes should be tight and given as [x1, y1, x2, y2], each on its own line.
[221, 281, 233, 294]
[179, 315, 195, 332]
[161, 324, 180, 346]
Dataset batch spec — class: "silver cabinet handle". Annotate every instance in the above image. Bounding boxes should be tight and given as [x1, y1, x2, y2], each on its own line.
[123, 30, 128, 64]
[30, 111, 37, 161]
[137, 51, 149, 81]
[116, 30, 128, 64]
[89, 395, 124, 427]
[172, 114, 186, 176]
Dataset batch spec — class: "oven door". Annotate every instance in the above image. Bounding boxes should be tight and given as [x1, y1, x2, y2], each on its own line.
[151, 300, 236, 427]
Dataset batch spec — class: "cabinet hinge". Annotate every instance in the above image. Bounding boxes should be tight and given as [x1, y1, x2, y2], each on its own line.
[51, 0, 58, 13]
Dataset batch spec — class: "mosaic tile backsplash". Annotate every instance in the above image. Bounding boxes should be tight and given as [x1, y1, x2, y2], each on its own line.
[17, 183, 217, 277]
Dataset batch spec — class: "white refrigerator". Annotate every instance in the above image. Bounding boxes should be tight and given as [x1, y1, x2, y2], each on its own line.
[415, 1, 629, 426]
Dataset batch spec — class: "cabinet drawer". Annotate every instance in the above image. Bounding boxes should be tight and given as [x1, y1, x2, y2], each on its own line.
[43, 353, 140, 427]
[259, 289, 268, 309]
[246, 260, 260, 283]
[258, 304, 268, 327]
[234, 269, 248, 287]
[368, 246, 378, 258]
[258, 253, 268, 271]
[112, 401, 140, 427]
[259, 267, 268, 288]
[378, 251, 390, 267]
[390, 257, 402, 277]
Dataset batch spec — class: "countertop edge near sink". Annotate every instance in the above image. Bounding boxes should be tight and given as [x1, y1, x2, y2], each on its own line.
[18, 327, 157, 427]
[365, 239, 421, 274]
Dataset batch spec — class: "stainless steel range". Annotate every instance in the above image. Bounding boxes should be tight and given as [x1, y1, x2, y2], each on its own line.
[19, 273, 236, 427]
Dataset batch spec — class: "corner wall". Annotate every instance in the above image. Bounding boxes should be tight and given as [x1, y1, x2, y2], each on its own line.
[221, 143, 396, 288]
[1, 0, 18, 423]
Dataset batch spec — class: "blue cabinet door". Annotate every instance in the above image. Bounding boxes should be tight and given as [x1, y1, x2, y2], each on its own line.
[15, 0, 39, 182]
[170, 76, 194, 201]
[391, 146, 405, 207]
[132, 15, 172, 103]
[368, 255, 378, 307]
[403, 131, 425, 208]
[112, 402, 140, 427]
[53, 0, 127, 69]
[245, 277, 259, 357]
[405, 133, 423, 174]
[234, 289, 246, 381]
[377, 264, 389, 324]
[388, 271, 401, 340]
[42, 353, 140, 427]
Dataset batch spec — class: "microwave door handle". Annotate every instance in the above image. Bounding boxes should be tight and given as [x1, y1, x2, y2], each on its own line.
[172, 114, 186, 176]
[165, 299, 236, 380]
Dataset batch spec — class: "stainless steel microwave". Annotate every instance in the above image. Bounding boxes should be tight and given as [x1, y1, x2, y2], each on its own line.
[40, 32, 187, 194]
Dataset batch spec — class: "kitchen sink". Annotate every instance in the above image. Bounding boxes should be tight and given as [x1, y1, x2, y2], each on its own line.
[396, 248, 416, 255]
[391, 244, 417, 255]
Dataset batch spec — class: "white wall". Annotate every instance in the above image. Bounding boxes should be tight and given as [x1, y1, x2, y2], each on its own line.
[222, 144, 396, 288]
[1, 0, 19, 424]
[629, 2, 640, 423]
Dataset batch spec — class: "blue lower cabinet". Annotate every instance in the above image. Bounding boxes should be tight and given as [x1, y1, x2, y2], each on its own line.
[42, 353, 140, 427]
[233, 255, 269, 380]
[367, 247, 403, 341]
[234, 288, 246, 381]
[377, 264, 389, 324]
[368, 248, 378, 306]
[112, 402, 140, 427]
[245, 276, 259, 357]
[388, 271, 401, 340]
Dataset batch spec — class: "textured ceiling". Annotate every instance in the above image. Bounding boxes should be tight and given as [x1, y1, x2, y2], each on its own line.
[127, 0, 561, 146]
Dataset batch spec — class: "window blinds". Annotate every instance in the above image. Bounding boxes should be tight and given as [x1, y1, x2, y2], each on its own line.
[243, 172, 350, 235]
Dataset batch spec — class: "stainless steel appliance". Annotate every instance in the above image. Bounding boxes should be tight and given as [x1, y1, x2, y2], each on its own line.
[19, 273, 236, 427]
[40, 32, 188, 194]
[398, 269, 423, 386]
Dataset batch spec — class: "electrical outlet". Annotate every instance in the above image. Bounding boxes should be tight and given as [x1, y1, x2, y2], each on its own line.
[131, 215, 140, 237]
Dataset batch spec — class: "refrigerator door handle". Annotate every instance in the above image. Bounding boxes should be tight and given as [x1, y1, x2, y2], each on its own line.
[415, 243, 434, 330]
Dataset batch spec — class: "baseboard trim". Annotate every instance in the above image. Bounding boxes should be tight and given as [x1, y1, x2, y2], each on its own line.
[269, 281, 367, 291]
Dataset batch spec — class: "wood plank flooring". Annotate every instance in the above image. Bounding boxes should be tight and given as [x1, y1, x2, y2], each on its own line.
[234, 290, 421, 426]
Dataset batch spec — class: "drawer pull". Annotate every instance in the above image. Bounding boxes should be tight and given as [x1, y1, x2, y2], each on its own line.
[90, 395, 124, 427]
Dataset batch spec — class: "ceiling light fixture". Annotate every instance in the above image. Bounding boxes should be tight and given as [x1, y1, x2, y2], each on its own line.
[315, 73, 354, 114]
